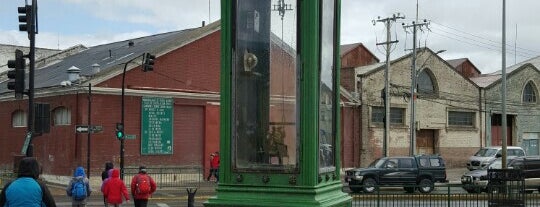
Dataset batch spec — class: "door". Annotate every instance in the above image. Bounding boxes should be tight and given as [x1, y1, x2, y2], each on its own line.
[491, 114, 513, 146]
[523, 133, 540, 156]
[416, 129, 435, 155]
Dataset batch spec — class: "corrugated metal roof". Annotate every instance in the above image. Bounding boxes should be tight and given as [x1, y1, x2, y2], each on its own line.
[489, 55, 540, 75]
[469, 75, 501, 88]
[446, 58, 467, 68]
[0, 29, 194, 93]
[355, 62, 385, 76]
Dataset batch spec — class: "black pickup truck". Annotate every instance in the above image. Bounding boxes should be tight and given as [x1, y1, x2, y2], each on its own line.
[345, 155, 447, 193]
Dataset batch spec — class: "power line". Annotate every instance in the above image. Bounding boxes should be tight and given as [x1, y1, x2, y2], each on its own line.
[431, 21, 540, 54]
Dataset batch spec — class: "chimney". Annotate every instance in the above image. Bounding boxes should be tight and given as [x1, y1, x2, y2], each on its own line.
[91, 63, 100, 74]
[67, 66, 81, 82]
[128, 40, 134, 47]
[202, 21, 206, 27]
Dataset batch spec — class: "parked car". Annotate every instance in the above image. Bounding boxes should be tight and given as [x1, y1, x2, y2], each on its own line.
[461, 157, 512, 193]
[466, 146, 525, 171]
[344, 155, 447, 194]
[461, 156, 540, 193]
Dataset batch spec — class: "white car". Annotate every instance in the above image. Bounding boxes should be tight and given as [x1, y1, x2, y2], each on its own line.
[466, 146, 525, 171]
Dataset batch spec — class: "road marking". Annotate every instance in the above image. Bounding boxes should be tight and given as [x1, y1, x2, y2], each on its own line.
[156, 203, 169, 207]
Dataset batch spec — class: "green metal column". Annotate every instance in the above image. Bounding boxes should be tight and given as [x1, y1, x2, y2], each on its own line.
[205, 0, 350, 206]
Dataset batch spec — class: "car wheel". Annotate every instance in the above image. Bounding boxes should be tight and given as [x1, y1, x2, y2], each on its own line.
[404, 186, 415, 193]
[362, 178, 377, 193]
[417, 178, 434, 194]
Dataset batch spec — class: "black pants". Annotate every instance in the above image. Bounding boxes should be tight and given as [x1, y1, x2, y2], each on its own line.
[134, 199, 149, 207]
[207, 168, 219, 181]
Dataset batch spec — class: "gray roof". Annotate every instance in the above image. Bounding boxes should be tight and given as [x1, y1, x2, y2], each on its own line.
[470, 55, 540, 88]
[490, 55, 540, 75]
[0, 29, 195, 93]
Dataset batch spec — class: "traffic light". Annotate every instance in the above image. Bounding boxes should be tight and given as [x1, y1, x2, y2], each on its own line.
[142, 53, 155, 72]
[18, 5, 33, 33]
[7, 49, 26, 99]
[116, 122, 124, 139]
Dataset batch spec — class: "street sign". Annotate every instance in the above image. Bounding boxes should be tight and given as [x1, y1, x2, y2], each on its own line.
[124, 134, 136, 139]
[75, 125, 89, 133]
[75, 125, 103, 133]
[21, 132, 32, 155]
[90, 125, 103, 133]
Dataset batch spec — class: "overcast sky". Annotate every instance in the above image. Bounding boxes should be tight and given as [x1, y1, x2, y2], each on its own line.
[1, 0, 539, 74]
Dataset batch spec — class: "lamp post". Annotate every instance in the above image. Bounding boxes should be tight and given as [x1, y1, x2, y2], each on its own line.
[119, 53, 154, 180]
[409, 49, 445, 156]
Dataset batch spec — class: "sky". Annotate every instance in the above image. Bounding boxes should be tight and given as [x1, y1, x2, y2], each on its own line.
[1, 0, 540, 74]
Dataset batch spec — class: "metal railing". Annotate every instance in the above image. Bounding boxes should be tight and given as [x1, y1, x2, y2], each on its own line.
[0, 168, 15, 189]
[349, 184, 540, 207]
[121, 166, 205, 189]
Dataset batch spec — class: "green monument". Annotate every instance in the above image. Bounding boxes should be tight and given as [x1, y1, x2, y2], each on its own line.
[205, 0, 351, 206]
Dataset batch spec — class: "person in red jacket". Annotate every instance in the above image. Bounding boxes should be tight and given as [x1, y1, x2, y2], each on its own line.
[103, 168, 129, 207]
[209, 152, 220, 182]
[130, 166, 157, 207]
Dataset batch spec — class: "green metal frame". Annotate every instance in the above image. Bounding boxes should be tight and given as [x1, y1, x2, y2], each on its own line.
[205, 0, 350, 206]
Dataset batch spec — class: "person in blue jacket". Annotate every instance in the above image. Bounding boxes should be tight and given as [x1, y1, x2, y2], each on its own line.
[0, 157, 56, 207]
[66, 166, 92, 207]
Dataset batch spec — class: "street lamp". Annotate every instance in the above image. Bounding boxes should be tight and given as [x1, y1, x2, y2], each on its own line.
[119, 52, 155, 180]
[409, 49, 445, 156]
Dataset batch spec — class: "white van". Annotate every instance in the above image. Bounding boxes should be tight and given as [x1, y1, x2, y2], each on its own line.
[466, 146, 525, 171]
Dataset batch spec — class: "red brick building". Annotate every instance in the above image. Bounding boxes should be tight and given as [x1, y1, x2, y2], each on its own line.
[0, 22, 222, 176]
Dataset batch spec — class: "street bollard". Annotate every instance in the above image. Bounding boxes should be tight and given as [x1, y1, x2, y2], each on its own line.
[186, 187, 197, 207]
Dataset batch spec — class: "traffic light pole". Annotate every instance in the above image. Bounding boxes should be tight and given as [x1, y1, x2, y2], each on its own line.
[26, 0, 37, 157]
[119, 53, 153, 180]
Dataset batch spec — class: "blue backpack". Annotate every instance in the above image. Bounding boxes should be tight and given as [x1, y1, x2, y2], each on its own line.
[71, 179, 88, 200]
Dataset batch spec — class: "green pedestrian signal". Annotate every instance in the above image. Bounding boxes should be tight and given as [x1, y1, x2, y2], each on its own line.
[116, 122, 124, 139]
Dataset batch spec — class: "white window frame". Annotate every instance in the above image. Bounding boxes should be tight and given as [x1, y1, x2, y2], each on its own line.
[53, 107, 71, 126]
[12, 110, 27, 128]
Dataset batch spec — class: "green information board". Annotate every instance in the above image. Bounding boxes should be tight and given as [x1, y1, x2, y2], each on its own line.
[141, 97, 173, 154]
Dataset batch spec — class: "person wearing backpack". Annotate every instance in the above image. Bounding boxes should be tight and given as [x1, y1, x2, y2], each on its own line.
[66, 166, 92, 207]
[130, 166, 157, 207]
[0, 157, 56, 207]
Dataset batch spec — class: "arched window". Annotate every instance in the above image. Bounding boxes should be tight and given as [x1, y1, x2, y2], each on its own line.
[53, 107, 71, 126]
[523, 81, 537, 103]
[417, 69, 437, 94]
[12, 110, 27, 128]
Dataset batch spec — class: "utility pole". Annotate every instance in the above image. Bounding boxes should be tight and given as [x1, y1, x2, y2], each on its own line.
[403, 19, 429, 156]
[373, 13, 404, 157]
[501, 0, 508, 168]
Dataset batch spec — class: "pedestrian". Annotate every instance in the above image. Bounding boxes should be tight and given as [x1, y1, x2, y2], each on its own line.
[206, 153, 215, 181]
[101, 162, 114, 206]
[0, 157, 56, 207]
[101, 169, 114, 207]
[103, 168, 130, 207]
[210, 152, 220, 182]
[102, 162, 114, 181]
[66, 166, 92, 207]
[130, 166, 157, 207]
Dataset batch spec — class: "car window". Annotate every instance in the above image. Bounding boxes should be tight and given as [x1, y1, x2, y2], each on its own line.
[368, 158, 385, 168]
[430, 158, 442, 167]
[475, 148, 498, 157]
[508, 149, 525, 156]
[399, 158, 414, 168]
[385, 159, 398, 168]
[419, 158, 429, 167]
